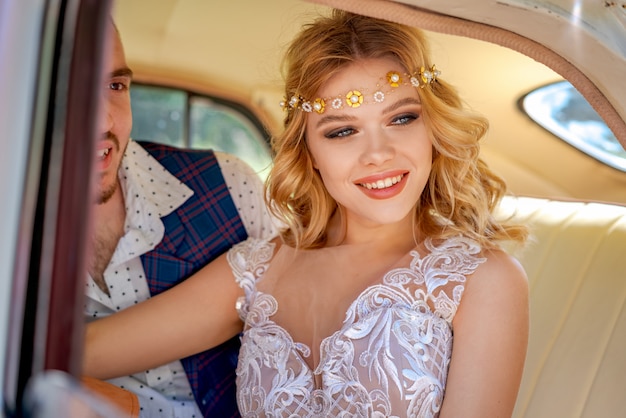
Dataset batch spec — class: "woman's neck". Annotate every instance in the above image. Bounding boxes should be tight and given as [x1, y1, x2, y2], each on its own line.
[326, 210, 419, 251]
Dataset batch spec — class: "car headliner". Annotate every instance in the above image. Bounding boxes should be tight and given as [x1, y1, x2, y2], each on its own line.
[112, 0, 626, 204]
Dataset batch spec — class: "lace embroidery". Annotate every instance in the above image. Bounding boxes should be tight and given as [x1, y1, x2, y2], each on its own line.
[228, 236, 486, 417]
[229, 239, 274, 322]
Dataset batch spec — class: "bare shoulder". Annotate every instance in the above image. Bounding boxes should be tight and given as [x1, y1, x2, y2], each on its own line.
[456, 247, 529, 325]
[469, 247, 528, 293]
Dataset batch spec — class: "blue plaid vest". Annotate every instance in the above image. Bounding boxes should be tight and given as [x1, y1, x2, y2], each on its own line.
[139, 141, 246, 418]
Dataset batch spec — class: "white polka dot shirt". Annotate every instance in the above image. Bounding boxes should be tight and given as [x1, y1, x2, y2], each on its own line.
[84, 140, 279, 417]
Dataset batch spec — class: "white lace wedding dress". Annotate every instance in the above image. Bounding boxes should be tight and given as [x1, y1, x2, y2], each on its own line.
[227, 236, 486, 418]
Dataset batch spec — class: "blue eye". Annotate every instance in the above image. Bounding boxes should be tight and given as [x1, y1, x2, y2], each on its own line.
[325, 127, 355, 139]
[392, 113, 418, 125]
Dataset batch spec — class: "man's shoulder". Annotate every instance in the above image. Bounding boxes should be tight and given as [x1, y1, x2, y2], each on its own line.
[132, 140, 265, 197]
[136, 141, 259, 183]
[136, 140, 215, 161]
[212, 151, 259, 178]
[137, 141, 224, 174]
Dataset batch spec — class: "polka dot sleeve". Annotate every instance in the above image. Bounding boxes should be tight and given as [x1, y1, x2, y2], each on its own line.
[214, 152, 281, 240]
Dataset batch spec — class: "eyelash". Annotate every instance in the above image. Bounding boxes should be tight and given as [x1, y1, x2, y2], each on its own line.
[109, 81, 129, 92]
[324, 113, 419, 139]
[325, 127, 355, 139]
[392, 113, 418, 125]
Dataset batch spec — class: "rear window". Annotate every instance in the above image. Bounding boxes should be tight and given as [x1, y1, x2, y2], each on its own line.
[520, 80, 625, 172]
[130, 83, 273, 179]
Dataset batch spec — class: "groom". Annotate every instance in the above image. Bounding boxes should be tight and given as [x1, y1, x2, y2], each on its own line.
[84, 19, 277, 417]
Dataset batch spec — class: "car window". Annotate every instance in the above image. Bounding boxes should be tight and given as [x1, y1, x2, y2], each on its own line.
[520, 80, 626, 172]
[130, 84, 273, 179]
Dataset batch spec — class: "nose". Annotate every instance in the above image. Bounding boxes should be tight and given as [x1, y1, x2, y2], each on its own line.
[98, 95, 113, 134]
[359, 129, 395, 166]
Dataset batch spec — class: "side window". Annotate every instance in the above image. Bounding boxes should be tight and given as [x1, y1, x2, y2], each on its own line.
[129, 85, 186, 148]
[130, 84, 273, 178]
[189, 96, 272, 177]
[520, 80, 626, 172]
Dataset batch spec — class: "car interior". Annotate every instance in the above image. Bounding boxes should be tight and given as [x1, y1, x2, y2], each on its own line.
[114, 2, 626, 417]
[2, 0, 625, 417]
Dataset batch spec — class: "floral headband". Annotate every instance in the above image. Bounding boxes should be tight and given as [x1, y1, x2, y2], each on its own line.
[280, 65, 441, 114]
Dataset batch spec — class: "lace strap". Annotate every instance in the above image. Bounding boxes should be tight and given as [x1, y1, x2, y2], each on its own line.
[227, 238, 275, 320]
[422, 236, 487, 321]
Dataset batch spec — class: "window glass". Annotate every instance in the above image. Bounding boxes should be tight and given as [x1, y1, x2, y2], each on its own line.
[130, 83, 272, 179]
[130, 85, 186, 147]
[190, 96, 272, 178]
[520, 80, 625, 171]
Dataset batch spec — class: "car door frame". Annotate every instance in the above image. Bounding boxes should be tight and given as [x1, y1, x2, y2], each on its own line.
[2, 0, 112, 416]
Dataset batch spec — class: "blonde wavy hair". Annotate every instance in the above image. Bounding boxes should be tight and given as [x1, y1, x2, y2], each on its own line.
[267, 9, 528, 250]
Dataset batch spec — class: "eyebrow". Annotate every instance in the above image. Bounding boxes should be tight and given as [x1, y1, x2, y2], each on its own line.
[110, 67, 134, 79]
[315, 113, 358, 129]
[381, 96, 422, 114]
[315, 96, 423, 128]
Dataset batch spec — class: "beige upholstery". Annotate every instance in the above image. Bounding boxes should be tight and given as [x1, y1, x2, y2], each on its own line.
[496, 196, 626, 417]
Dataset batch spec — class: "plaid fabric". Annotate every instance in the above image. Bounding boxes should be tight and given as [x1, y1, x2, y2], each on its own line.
[139, 141, 247, 418]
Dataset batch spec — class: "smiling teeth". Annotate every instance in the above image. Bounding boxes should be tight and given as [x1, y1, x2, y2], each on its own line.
[97, 148, 111, 159]
[361, 174, 404, 190]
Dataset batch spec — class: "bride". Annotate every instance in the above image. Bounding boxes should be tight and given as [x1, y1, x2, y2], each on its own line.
[84, 9, 530, 417]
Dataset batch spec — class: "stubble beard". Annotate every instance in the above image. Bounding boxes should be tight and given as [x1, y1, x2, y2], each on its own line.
[95, 179, 117, 204]
[94, 132, 123, 205]
[90, 132, 126, 291]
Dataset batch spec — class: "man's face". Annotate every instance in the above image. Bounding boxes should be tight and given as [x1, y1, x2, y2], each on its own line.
[94, 22, 133, 204]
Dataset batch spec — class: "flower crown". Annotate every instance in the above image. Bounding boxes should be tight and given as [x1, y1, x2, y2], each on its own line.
[280, 65, 440, 114]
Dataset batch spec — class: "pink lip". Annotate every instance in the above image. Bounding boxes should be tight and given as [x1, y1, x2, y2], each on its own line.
[354, 170, 407, 185]
[354, 170, 409, 200]
[96, 142, 114, 172]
